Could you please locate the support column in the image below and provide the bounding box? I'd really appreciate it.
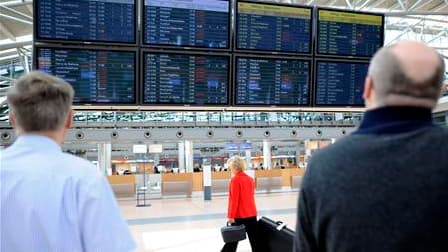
[304,140,312,170]
[178,141,185,171]
[98,142,111,176]
[263,140,271,170]
[296,143,305,169]
[185,140,194,173]
[245,150,252,169]
[203,163,212,200]
[154,153,160,166]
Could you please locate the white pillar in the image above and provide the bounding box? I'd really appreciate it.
[245,150,252,169]
[178,141,185,171]
[154,153,160,166]
[98,142,111,176]
[185,140,194,173]
[263,140,272,170]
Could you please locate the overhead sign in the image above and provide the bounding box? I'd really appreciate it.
[133,144,147,154]
[148,144,163,153]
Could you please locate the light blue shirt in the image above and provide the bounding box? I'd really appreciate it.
[0,135,136,252]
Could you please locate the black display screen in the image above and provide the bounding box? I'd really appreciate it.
[143,52,229,105]
[235,56,311,106]
[236,1,312,54]
[36,47,136,104]
[315,60,369,106]
[317,9,383,57]
[143,0,229,49]
[35,0,136,43]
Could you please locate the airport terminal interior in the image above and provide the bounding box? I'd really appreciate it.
[0,0,447,251]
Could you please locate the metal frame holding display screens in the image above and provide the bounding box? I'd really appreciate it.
[314,58,370,107]
[34,45,138,105]
[142,0,231,50]
[234,55,312,107]
[316,7,384,58]
[141,50,231,106]
[34,0,137,45]
[235,1,313,55]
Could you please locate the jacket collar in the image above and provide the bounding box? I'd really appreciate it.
[354,106,434,135]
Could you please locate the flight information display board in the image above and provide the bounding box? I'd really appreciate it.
[315,60,369,106]
[35,0,136,44]
[143,52,229,105]
[317,9,383,57]
[35,47,136,104]
[236,2,312,54]
[235,56,311,106]
[143,0,229,49]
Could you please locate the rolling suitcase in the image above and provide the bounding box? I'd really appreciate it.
[257,216,295,252]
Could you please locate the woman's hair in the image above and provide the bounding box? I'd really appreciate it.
[227,156,246,171]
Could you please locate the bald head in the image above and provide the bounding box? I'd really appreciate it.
[366,41,445,109]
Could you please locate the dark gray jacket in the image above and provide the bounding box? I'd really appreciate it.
[295,107,448,252]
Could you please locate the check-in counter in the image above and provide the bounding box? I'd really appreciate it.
[255,169,283,193]
[107,175,136,198]
[131,168,306,198]
[290,168,305,190]
[211,171,231,194]
[162,173,193,197]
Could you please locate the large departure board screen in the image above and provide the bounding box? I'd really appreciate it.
[235,56,311,106]
[317,8,383,57]
[315,59,369,106]
[35,0,136,44]
[143,0,230,49]
[35,47,136,104]
[236,1,312,54]
[143,52,229,105]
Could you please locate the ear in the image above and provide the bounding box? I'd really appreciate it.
[64,109,74,129]
[363,76,374,101]
[9,113,16,127]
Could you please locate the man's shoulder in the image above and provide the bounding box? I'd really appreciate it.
[59,153,100,177]
[311,135,361,162]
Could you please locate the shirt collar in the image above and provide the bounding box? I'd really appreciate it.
[12,134,62,152]
[354,106,434,135]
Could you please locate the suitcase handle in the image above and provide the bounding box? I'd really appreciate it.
[276,223,287,231]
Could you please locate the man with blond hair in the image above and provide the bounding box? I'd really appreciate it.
[295,41,447,252]
[0,71,135,251]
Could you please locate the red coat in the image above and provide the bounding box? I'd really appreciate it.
[227,171,257,219]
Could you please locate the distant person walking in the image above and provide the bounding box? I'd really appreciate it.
[222,156,258,252]
[294,41,448,252]
[0,71,135,251]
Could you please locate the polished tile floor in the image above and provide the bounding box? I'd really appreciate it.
[119,192,299,252]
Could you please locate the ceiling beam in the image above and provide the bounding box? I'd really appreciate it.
[0,1,32,8]
[0,13,32,25]
[357,0,374,10]
[385,11,448,16]
[345,0,353,9]
[0,5,33,20]
[371,0,389,9]
[0,22,15,41]
[306,0,315,5]
[26,4,33,14]
[426,30,447,44]
[0,40,32,51]
[397,0,406,10]
[429,1,448,11]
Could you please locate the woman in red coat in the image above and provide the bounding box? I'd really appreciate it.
[222,156,258,252]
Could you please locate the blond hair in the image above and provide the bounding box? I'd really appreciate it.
[227,156,246,171]
[7,71,74,132]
